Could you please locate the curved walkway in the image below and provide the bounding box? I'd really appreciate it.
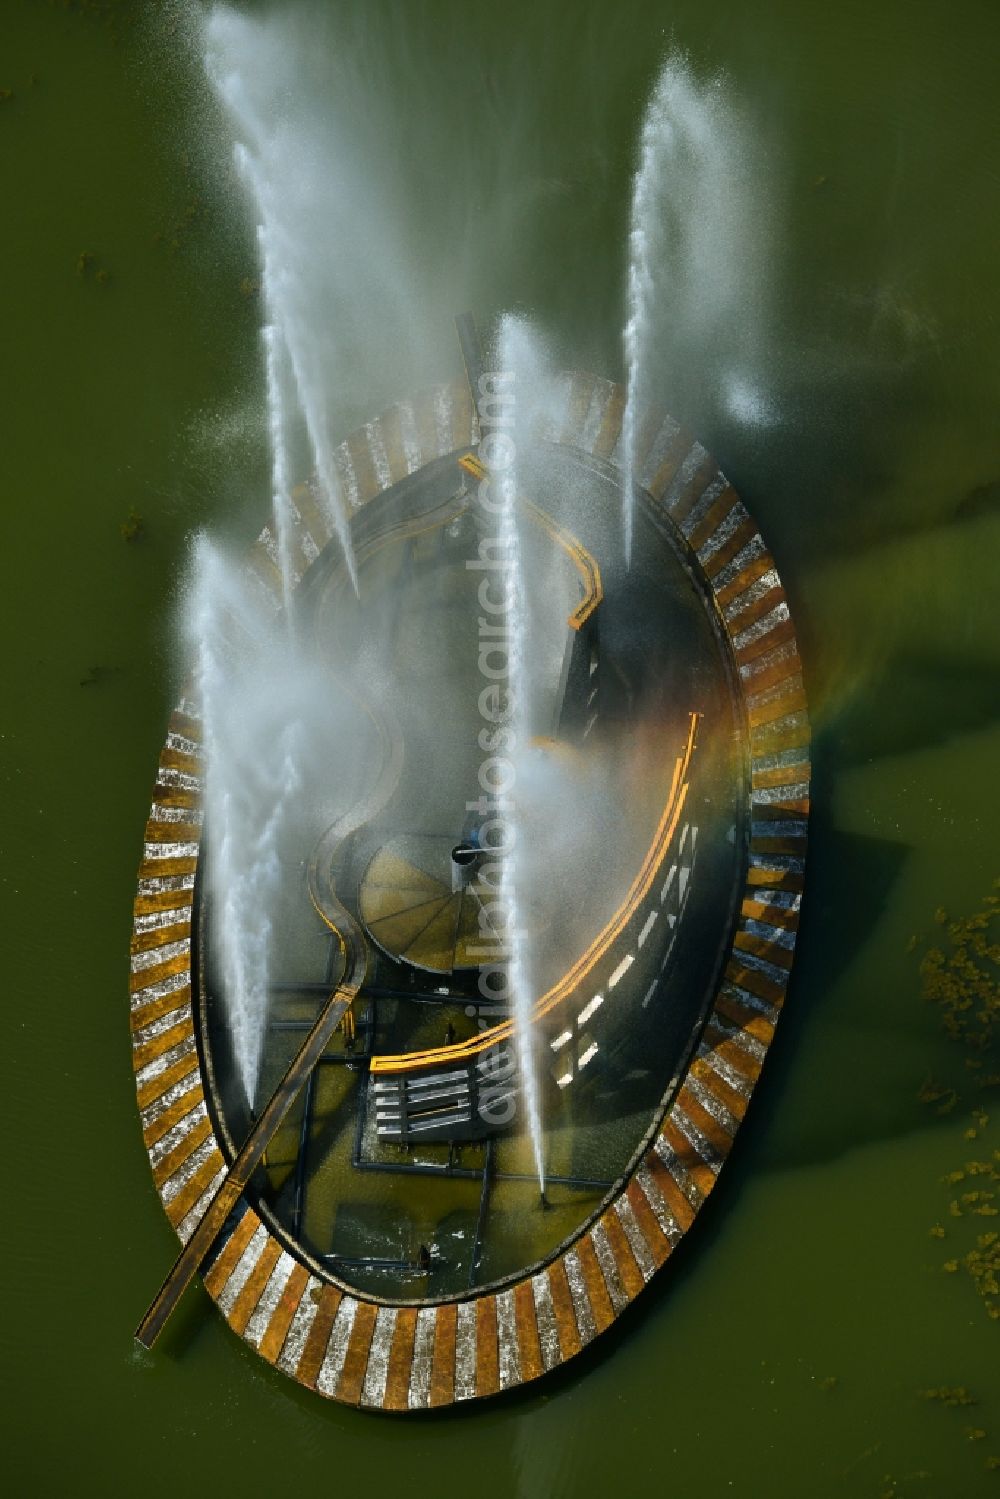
[130,371,809,1409]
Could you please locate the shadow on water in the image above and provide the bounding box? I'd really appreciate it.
[144,1268,225,1366]
[828,653,1000,769]
[792,471,1000,565]
[699,360,929,560]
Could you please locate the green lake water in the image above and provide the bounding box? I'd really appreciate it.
[2,1,998,1494]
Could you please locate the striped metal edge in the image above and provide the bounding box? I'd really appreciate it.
[131,371,808,1409]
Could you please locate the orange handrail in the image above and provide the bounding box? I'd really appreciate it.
[458,454,603,631]
[368,711,699,1076]
[520,497,603,631]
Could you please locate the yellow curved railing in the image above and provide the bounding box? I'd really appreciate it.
[458,453,603,631]
[520,497,603,631]
[368,711,699,1076]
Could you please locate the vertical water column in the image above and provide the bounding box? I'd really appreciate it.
[186,540,303,1109]
[621,64,674,570]
[496,313,546,1197]
[261,316,298,623]
[232,143,359,596]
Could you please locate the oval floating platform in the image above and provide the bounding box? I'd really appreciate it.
[131,368,809,1408]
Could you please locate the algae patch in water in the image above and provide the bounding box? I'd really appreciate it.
[916,881,999,1322]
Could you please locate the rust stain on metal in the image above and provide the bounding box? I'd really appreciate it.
[474,1297,499,1398]
[598,1207,644,1303]
[337,1301,379,1406]
[296,1285,344,1389]
[513,1281,542,1383]
[202,1208,259,1299]
[165,1150,226,1228]
[383,1307,419,1412]
[546,1261,581,1361]
[574,1234,616,1333]
[228,1238,283,1337]
[428,1302,457,1407]
[152,1115,214,1187]
[624,1180,671,1270]
[660,1118,717,1202]
[259,1262,310,1364]
[644,1148,696,1232]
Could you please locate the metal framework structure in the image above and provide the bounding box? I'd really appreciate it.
[129,356,810,1408]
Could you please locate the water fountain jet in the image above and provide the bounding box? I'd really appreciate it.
[622,61,681,570]
[622,57,774,559]
[206,22,359,594]
[495,311,548,1199]
[261,318,297,623]
[185,536,303,1109]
